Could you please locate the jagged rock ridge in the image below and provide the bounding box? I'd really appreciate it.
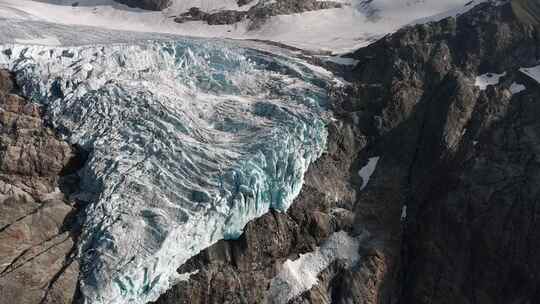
[174,0,342,29]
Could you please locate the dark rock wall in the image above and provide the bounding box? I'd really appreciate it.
[347,2,540,303]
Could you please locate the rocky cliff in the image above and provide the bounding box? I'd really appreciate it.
[0,70,83,304]
[173,0,342,29]
[113,0,171,11]
[348,1,540,302]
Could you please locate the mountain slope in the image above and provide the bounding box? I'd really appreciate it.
[349,1,540,303]
[151,1,540,303]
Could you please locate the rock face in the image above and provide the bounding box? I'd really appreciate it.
[114,0,171,11]
[0,70,83,304]
[347,1,540,303]
[156,1,540,304]
[174,0,342,29]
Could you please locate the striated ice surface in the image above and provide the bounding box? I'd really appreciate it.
[0,39,331,304]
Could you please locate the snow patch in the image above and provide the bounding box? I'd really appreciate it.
[173,270,199,283]
[268,231,361,303]
[520,65,540,84]
[358,156,380,190]
[167,0,257,13]
[410,0,490,25]
[298,61,335,78]
[401,205,407,221]
[475,72,506,90]
[510,82,526,94]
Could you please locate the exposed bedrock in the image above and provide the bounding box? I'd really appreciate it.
[0,70,85,304]
[512,0,540,26]
[114,0,171,11]
[174,0,342,29]
[347,1,540,303]
[156,1,540,304]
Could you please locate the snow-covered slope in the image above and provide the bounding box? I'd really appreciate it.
[0,0,489,52]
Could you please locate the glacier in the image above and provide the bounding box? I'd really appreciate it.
[0,37,333,304]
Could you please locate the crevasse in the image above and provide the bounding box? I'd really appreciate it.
[0,39,331,304]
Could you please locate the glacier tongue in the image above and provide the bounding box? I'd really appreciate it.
[0,39,330,304]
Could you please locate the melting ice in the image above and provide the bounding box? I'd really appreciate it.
[0,39,331,304]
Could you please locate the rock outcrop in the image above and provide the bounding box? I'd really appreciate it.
[346,1,540,303]
[114,0,171,11]
[174,0,342,29]
[0,70,83,304]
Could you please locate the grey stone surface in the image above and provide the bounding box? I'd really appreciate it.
[347,2,540,303]
[5,1,540,303]
[174,0,342,29]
